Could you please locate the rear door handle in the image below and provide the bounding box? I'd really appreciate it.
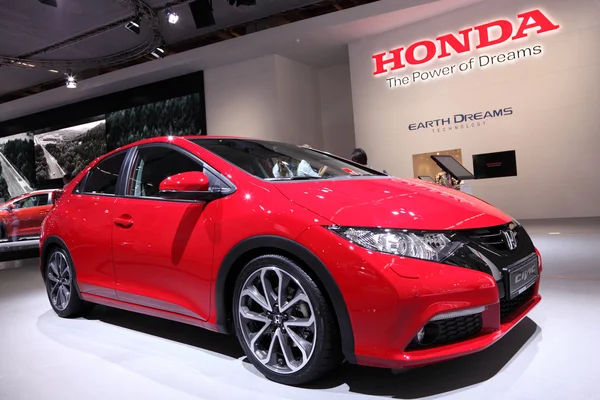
[114,217,134,229]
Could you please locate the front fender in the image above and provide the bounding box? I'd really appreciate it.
[214,234,356,364]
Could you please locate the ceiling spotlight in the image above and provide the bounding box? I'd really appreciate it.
[125,18,141,34]
[166,8,179,24]
[151,46,166,59]
[65,72,77,89]
[15,61,36,68]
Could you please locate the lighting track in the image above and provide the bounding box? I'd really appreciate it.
[0,0,378,103]
[0,0,164,71]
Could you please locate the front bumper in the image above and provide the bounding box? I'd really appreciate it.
[296,226,541,369]
[356,287,540,369]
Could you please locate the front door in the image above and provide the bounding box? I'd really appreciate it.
[26,192,52,236]
[12,193,50,237]
[67,151,127,299]
[112,144,219,321]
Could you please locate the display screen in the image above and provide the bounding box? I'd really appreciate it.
[473,150,517,179]
[418,175,435,182]
[430,155,474,180]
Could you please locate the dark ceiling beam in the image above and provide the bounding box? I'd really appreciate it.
[227,29,242,37]
[155,0,195,12]
[0,0,162,71]
[17,18,133,60]
[271,16,293,25]
[0,0,379,105]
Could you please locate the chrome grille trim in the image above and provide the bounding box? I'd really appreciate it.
[430,306,486,322]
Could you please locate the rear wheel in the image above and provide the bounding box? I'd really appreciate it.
[233,255,341,385]
[44,247,91,318]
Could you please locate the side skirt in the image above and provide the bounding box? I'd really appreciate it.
[81,293,220,333]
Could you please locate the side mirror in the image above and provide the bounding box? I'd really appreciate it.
[160,171,210,193]
[159,171,229,201]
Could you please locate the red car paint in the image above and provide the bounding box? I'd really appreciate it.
[0,190,56,240]
[40,136,540,369]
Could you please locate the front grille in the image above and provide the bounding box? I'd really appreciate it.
[507,252,538,272]
[436,314,483,344]
[469,224,514,252]
[500,286,534,319]
[406,313,482,351]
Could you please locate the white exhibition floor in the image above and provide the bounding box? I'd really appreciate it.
[1,218,599,400]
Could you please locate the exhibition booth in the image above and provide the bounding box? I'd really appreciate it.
[202,0,599,220]
[0,0,598,396]
[349,0,599,220]
[1,0,597,225]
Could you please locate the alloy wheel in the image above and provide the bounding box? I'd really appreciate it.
[238,266,317,374]
[46,251,72,311]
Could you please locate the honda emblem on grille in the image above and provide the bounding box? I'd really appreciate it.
[502,229,518,250]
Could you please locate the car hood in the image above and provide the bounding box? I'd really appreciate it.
[274,177,512,230]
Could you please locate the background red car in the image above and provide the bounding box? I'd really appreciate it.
[40,137,541,385]
[0,189,57,241]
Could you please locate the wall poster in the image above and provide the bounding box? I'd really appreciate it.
[106,93,203,151]
[33,118,107,185]
[0,133,35,202]
[0,91,205,202]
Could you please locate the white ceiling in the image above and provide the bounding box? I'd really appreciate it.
[0,0,484,123]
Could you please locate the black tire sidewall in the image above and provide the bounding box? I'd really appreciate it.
[44,246,88,318]
[233,254,338,385]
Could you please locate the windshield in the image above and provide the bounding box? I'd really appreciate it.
[0,195,22,207]
[190,139,383,180]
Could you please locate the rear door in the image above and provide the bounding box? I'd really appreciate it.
[112,144,226,320]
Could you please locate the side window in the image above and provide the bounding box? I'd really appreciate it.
[37,194,49,206]
[83,152,126,195]
[13,196,31,209]
[14,194,48,209]
[128,146,208,198]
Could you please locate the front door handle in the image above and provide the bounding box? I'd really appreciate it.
[114,217,134,229]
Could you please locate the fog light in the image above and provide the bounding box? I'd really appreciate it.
[416,323,440,345]
[417,328,425,343]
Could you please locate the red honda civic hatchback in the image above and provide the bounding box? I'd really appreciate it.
[40,136,541,385]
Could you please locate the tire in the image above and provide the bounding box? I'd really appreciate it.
[233,254,342,385]
[44,247,92,318]
[0,223,6,240]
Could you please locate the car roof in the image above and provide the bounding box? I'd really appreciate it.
[28,189,57,195]
[0,189,56,206]
[12,189,56,198]
[95,135,275,163]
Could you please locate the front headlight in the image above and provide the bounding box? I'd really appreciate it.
[328,226,464,262]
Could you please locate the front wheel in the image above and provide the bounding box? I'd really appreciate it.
[233,255,342,385]
[44,247,91,318]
